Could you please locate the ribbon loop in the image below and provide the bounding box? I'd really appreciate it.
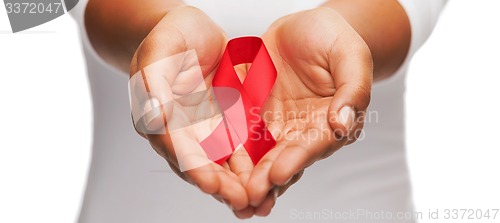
[201,37,277,165]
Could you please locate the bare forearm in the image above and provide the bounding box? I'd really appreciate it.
[322,0,411,80]
[85,0,183,71]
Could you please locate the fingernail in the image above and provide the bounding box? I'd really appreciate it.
[338,106,356,132]
[143,98,162,131]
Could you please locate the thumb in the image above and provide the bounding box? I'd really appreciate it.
[129,41,194,134]
[327,41,373,139]
[130,49,210,134]
[129,62,175,135]
[129,9,226,134]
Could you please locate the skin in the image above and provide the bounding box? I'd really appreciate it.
[85,0,410,219]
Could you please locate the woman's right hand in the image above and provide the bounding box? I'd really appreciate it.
[128,6,254,217]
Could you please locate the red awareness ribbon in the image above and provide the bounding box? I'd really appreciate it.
[200,37,277,165]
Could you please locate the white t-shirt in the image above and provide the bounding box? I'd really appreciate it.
[71,0,446,222]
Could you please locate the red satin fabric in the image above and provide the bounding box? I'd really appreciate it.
[200,37,277,165]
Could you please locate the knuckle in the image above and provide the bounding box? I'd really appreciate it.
[255,157,274,171]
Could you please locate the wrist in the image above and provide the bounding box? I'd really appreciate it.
[85,0,184,71]
[321,0,411,80]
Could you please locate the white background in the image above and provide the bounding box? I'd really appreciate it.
[0,1,499,222]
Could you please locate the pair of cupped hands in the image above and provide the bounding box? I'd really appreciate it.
[129,5,372,219]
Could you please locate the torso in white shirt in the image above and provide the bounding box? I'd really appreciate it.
[70,0,445,222]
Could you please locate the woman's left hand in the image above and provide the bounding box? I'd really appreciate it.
[244,7,373,216]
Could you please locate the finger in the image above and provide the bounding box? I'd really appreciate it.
[216,167,249,211]
[183,162,220,194]
[147,124,249,210]
[276,170,304,197]
[327,36,372,138]
[233,206,255,219]
[185,163,249,211]
[254,188,278,217]
[227,145,254,186]
[246,143,286,207]
[221,161,242,182]
[269,126,343,186]
[167,149,248,212]
[345,121,365,146]
[146,129,214,180]
[146,119,251,212]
